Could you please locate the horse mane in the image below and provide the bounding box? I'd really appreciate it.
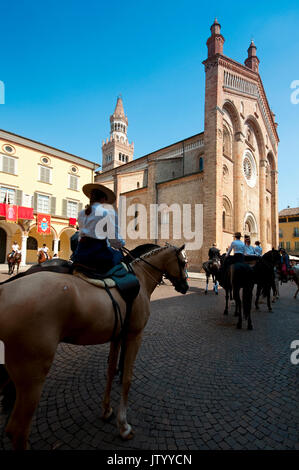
[131,245,172,265]
[123,244,160,263]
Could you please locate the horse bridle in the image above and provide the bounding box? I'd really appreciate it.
[121,246,187,288]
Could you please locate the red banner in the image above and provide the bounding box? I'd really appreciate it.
[0,204,34,220]
[18,206,34,220]
[37,213,51,234]
[5,205,18,223]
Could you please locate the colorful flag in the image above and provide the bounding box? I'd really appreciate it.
[69,217,77,226]
[5,204,18,223]
[37,214,51,234]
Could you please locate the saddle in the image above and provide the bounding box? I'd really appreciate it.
[73,262,140,304]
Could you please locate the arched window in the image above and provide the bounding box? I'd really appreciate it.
[223,196,233,232]
[199,157,204,172]
[27,236,38,250]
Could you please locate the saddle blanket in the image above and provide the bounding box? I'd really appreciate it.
[73,262,140,304]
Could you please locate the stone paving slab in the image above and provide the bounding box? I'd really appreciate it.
[0,276,298,450]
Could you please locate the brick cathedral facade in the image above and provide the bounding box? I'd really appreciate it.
[95,20,279,270]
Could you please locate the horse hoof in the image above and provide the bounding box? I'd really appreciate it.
[205,291,207,295]
[102,407,114,421]
[223,311,228,316]
[248,324,253,330]
[268,309,272,313]
[120,424,134,440]
[236,324,242,329]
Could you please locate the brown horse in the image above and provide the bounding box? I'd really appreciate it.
[37,250,52,264]
[7,253,22,276]
[0,243,188,450]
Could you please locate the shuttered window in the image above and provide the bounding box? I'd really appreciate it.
[67,200,78,218]
[0,187,16,204]
[68,174,79,191]
[39,165,52,184]
[37,194,50,213]
[1,155,16,174]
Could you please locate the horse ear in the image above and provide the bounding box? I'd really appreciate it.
[178,244,185,252]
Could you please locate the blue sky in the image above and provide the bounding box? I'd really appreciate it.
[0,0,298,210]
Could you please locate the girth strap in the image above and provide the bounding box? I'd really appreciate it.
[104,284,123,343]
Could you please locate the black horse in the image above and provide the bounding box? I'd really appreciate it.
[218,255,255,330]
[202,258,221,295]
[253,249,281,312]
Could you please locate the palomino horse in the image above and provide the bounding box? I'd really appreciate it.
[202,258,220,295]
[0,243,188,450]
[7,253,22,276]
[37,250,52,264]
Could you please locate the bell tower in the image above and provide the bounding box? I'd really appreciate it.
[101,96,134,171]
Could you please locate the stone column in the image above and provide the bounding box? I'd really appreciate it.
[147,159,157,244]
[6,234,12,262]
[20,233,28,266]
[234,132,245,234]
[259,159,267,250]
[271,169,279,248]
[53,238,60,256]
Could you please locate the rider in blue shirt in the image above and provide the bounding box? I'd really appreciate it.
[72,183,125,272]
[225,232,245,262]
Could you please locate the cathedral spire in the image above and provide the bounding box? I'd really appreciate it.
[101,96,134,171]
[244,40,260,73]
[206,18,225,58]
[112,95,126,120]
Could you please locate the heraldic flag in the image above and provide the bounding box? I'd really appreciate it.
[5,205,18,223]
[37,214,51,234]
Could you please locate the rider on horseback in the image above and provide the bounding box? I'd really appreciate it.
[72,183,125,273]
[225,232,245,263]
[254,240,263,256]
[279,248,291,282]
[208,243,220,261]
[9,241,20,258]
[38,243,49,260]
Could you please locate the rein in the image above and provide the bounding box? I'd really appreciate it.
[121,246,164,286]
[121,245,185,288]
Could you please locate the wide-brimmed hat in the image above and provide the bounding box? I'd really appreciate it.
[234,232,242,238]
[82,183,116,204]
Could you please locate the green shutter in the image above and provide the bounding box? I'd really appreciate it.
[51,196,56,215]
[33,192,38,211]
[62,199,68,218]
[16,190,22,206]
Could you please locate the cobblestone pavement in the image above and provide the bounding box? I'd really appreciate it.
[0,269,298,450]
